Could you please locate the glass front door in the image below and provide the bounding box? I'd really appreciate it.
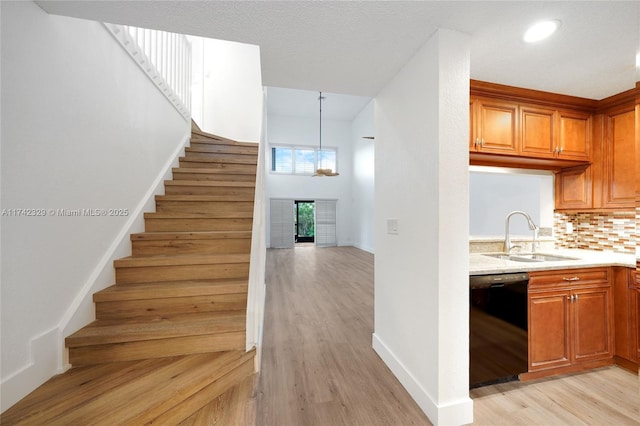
[294,201,315,243]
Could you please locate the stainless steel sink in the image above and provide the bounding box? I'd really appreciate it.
[482,253,542,262]
[514,253,579,262]
[482,253,578,263]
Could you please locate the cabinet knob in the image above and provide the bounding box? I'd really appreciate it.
[480,138,485,147]
[562,276,580,281]
[559,147,564,154]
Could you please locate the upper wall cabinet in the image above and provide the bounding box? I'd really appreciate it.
[470,98,518,154]
[555,87,637,212]
[601,106,635,209]
[519,106,591,161]
[520,105,556,158]
[558,110,591,161]
[469,81,594,168]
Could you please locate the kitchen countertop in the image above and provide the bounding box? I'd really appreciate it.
[470,248,636,276]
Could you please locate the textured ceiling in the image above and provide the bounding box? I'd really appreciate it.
[37,1,639,100]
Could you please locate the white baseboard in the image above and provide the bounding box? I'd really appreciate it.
[1,329,59,412]
[351,242,375,254]
[372,333,473,426]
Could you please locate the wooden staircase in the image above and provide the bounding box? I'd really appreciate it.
[1,128,259,425]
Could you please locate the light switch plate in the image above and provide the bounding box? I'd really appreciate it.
[387,218,399,235]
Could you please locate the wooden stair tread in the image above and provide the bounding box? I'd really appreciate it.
[184,152,258,164]
[157,194,255,201]
[173,167,256,175]
[166,180,255,188]
[179,155,257,165]
[187,144,258,155]
[156,195,255,202]
[145,212,254,220]
[65,311,246,346]
[131,231,252,241]
[114,253,249,268]
[94,279,249,302]
[190,129,257,147]
[2,351,254,425]
[154,207,253,219]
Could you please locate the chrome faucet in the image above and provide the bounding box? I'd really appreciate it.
[504,211,539,253]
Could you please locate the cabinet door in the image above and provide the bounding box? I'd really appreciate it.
[476,98,518,154]
[469,101,477,150]
[520,105,556,158]
[572,287,613,362]
[529,290,571,371]
[632,287,639,362]
[601,108,635,209]
[555,165,592,210]
[558,110,591,161]
[613,268,633,361]
[632,278,639,362]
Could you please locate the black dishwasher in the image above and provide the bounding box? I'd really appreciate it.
[469,272,528,388]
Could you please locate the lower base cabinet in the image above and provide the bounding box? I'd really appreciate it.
[635,272,640,362]
[613,268,638,370]
[527,268,613,377]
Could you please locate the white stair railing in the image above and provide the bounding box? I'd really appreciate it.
[104,23,191,120]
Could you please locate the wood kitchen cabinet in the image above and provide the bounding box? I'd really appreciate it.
[634,272,640,363]
[554,165,592,210]
[613,268,639,370]
[601,106,635,209]
[520,105,556,158]
[520,106,591,161]
[526,268,613,378]
[470,97,518,154]
[556,89,637,212]
[469,80,594,167]
[558,110,591,161]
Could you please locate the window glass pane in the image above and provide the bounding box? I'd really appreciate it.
[272,147,293,173]
[318,149,337,172]
[294,149,315,174]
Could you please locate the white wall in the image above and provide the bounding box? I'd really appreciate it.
[1,1,188,411]
[469,169,555,235]
[265,113,354,247]
[199,38,263,143]
[373,29,473,425]
[350,100,375,253]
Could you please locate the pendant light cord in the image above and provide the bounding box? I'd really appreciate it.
[319,91,323,169]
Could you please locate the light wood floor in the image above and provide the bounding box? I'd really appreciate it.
[256,246,432,425]
[235,246,638,425]
[471,366,639,425]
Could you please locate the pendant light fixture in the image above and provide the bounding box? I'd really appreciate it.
[314,91,339,176]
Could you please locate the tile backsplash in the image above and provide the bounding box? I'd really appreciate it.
[554,211,636,254]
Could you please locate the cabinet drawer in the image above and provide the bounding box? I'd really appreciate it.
[529,268,609,290]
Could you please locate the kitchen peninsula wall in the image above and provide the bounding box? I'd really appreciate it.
[554,211,636,254]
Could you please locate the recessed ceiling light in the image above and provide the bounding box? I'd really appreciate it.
[524,20,561,43]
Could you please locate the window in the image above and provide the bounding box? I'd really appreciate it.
[271,145,337,175]
[294,149,315,174]
[317,149,336,172]
[272,147,293,173]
